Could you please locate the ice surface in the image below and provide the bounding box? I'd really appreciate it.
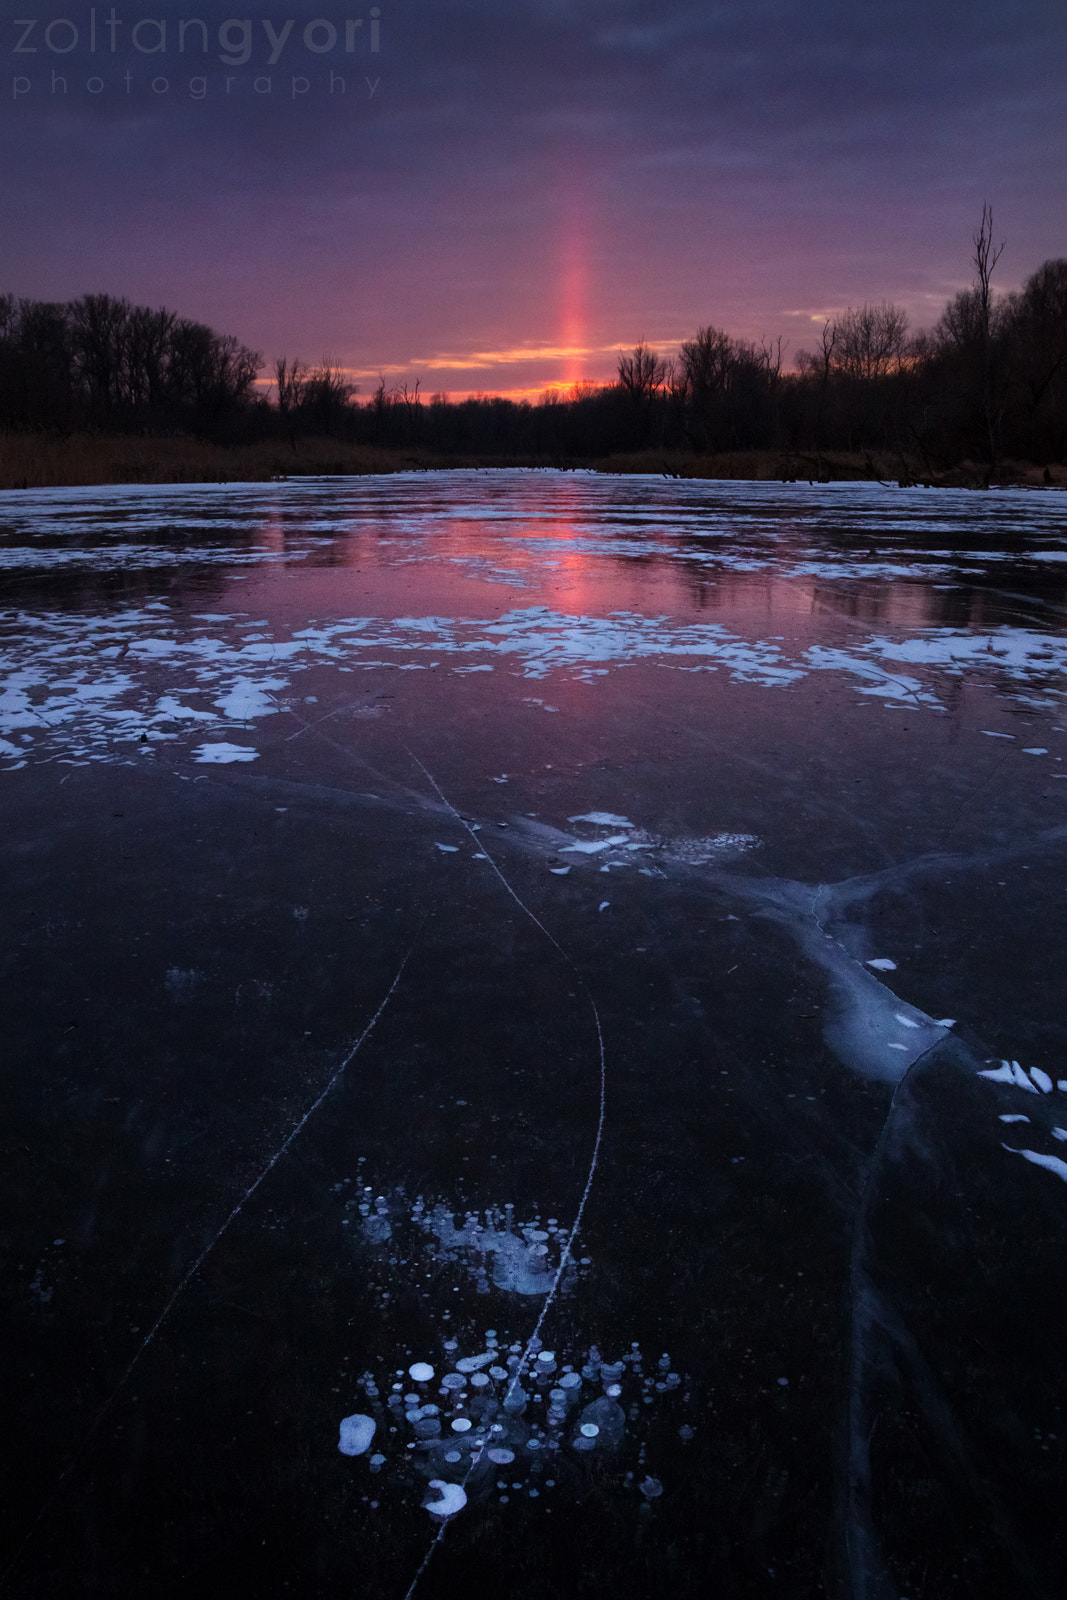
[7,491,1066,771]
[8,474,1067,1595]
[10,580,1067,769]
[782,914,945,1083]
[1010,1148,1067,1183]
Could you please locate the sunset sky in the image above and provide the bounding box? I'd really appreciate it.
[2,1,1066,398]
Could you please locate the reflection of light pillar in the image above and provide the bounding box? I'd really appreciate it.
[559,180,587,390]
[258,506,285,554]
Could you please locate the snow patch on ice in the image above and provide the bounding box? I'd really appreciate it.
[191,742,258,764]
[568,812,634,827]
[561,834,631,854]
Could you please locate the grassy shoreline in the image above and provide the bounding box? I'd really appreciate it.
[0,431,1062,491]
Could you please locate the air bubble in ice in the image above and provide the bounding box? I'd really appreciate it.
[579,1395,625,1447]
[338,1414,376,1456]
[409,1361,435,1382]
[424,1480,467,1518]
[456,1352,494,1372]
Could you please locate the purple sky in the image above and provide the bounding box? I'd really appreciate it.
[3,1,1066,397]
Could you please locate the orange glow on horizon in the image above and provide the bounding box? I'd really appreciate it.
[253,376,616,406]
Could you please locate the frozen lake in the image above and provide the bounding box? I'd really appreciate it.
[3,469,1067,1597]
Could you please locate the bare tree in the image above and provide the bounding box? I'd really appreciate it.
[123,305,176,414]
[795,305,908,452]
[617,341,666,404]
[168,320,262,431]
[397,377,422,435]
[677,326,733,450]
[69,293,131,418]
[274,356,309,416]
[296,358,357,437]
[616,342,666,446]
[679,325,733,396]
[1003,257,1067,459]
[830,302,909,381]
[972,202,1006,467]
[804,320,837,450]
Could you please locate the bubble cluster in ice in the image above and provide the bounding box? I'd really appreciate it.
[343,1332,691,1512]
[544,813,761,874]
[352,1188,587,1299]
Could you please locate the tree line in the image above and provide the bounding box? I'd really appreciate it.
[0,291,262,437]
[2,211,1064,469]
